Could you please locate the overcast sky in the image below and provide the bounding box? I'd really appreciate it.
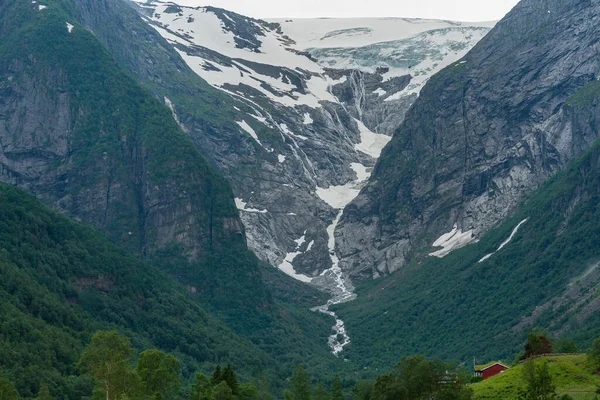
[199,0,521,21]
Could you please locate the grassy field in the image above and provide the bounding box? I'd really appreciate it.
[472,355,600,399]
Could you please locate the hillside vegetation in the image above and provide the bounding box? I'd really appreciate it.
[472,355,600,400]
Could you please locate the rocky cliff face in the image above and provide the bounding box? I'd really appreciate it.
[337,0,600,278]
[0,0,266,311]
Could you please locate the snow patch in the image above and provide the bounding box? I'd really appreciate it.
[430,224,476,258]
[278,154,286,163]
[235,198,267,214]
[278,231,314,283]
[373,88,387,97]
[350,162,370,182]
[303,113,314,125]
[294,231,307,248]
[353,119,391,158]
[38,4,46,10]
[236,120,263,147]
[279,255,313,283]
[479,219,528,263]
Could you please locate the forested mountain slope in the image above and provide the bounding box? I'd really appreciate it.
[0,183,276,398]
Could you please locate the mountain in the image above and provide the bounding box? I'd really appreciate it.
[335,137,600,370]
[0,0,343,384]
[336,0,600,278]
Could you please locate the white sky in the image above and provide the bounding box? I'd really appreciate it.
[195,0,521,21]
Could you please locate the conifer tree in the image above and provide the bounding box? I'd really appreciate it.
[221,364,239,395]
[313,384,330,400]
[331,376,343,400]
[290,365,311,400]
[211,366,223,386]
[190,373,212,400]
[37,382,53,400]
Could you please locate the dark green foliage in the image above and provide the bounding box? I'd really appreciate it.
[37,383,54,400]
[554,339,578,354]
[213,382,234,400]
[351,381,373,400]
[0,183,278,397]
[524,332,554,359]
[337,142,600,370]
[587,338,600,373]
[221,365,239,396]
[370,356,472,400]
[0,377,20,400]
[290,366,312,400]
[136,349,181,400]
[211,367,223,387]
[190,374,212,400]
[331,376,343,400]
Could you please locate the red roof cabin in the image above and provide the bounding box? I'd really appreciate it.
[474,362,510,380]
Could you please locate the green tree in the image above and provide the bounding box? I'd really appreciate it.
[524,332,553,359]
[190,373,212,400]
[212,382,234,400]
[588,338,600,373]
[0,377,20,400]
[290,365,311,400]
[331,376,343,400]
[221,365,239,395]
[211,366,223,387]
[519,359,557,400]
[36,383,53,400]
[136,349,181,400]
[77,331,135,400]
[284,390,293,400]
[252,374,272,400]
[554,339,577,354]
[371,373,402,400]
[371,356,472,400]
[238,383,258,400]
[351,381,372,400]
[313,384,330,400]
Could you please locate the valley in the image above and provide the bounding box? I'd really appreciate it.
[129,0,493,353]
[2,0,600,398]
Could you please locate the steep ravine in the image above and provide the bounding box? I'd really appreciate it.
[124,2,492,354]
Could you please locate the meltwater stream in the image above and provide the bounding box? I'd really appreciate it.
[311,211,357,356]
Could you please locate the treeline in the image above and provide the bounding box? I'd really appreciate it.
[0,331,270,400]
[3,330,600,399]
